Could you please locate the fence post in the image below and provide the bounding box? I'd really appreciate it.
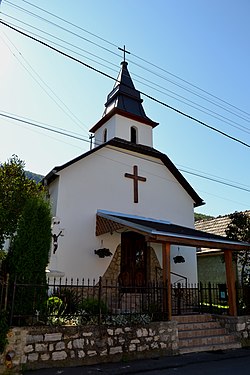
[98,277,102,325]
[177,282,181,315]
[10,275,17,326]
[208,282,213,313]
[199,282,203,313]
[4,273,9,311]
[235,282,239,315]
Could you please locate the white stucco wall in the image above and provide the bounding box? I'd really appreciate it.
[47,178,59,217]
[47,145,198,284]
[94,114,153,147]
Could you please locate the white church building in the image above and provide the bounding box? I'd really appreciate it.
[44,60,240,290]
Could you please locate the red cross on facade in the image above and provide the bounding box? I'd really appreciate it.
[124,165,147,203]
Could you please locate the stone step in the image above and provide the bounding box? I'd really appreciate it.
[175,314,241,355]
[179,341,241,355]
[179,333,238,349]
[177,321,221,331]
[178,327,226,339]
[174,314,213,323]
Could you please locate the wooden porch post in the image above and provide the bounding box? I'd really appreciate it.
[162,242,172,320]
[224,250,237,316]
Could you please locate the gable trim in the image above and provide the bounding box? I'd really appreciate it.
[43,137,204,207]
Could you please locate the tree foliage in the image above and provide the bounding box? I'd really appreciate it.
[6,195,52,321]
[0,155,42,249]
[194,213,214,221]
[7,195,52,283]
[0,155,52,322]
[226,212,250,285]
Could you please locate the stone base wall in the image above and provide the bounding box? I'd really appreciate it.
[213,315,250,346]
[0,321,178,374]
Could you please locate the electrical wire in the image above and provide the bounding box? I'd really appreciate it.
[6,0,250,123]
[0,112,90,143]
[0,31,90,134]
[1,20,249,150]
[2,5,250,136]
[1,110,250,195]
[3,0,250,130]
[3,1,120,58]
[3,13,250,137]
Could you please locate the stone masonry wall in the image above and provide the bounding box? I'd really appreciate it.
[0,321,178,374]
[214,315,250,346]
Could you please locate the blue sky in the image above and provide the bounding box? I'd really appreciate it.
[0,0,249,217]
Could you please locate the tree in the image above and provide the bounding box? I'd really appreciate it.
[0,155,52,322]
[8,195,51,283]
[225,211,250,285]
[6,195,52,321]
[194,213,214,221]
[0,155,42,250]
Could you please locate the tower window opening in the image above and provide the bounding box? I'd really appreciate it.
[103,128,108,143]
[131,126,137,144]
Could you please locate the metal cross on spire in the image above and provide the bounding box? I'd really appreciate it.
[118,45,130,62]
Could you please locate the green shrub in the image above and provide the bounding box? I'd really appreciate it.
[78,298,108,323]
[79,298,108,315]
[46,296,66,325]
[53,288,81,315]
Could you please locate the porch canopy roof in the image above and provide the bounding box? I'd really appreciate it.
[96,210,250,251]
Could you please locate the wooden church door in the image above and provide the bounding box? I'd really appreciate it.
[119,232,148,289]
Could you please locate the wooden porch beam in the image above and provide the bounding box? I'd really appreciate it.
[224,250,237,316]
[162,242,171,321]
[152,235,249,251]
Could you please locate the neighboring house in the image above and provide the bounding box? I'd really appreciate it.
[195,210,250,285]
[43,60,248,292]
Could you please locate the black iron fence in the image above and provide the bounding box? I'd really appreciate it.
[0,276,249,326]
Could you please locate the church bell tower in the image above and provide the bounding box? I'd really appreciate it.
[89,59,158,147]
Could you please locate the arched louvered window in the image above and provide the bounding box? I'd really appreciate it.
[130,126,137,144]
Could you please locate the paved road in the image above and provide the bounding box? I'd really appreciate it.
[26,348,250,375]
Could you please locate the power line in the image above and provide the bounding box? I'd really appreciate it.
[177,164,250,190]
[130,54,250,122]
[3,12,250,136]
[5,12,250,136]
[0,112,90,143]
[3,13,250,137]
[179,168,250,193]
[0,31,89,134]
[1,110,250,195]
[130,73,250,136]
[7,0,250,123]
[4,1,120,58]
[4,0,250,124]
[1,20,249,150]
[143,90,250,148]
[20,0,117,49]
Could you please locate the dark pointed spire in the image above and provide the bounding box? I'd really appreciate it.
[102,61,157,126]
[89,61,158,133]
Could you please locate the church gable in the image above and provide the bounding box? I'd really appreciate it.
[44,137,204,209]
